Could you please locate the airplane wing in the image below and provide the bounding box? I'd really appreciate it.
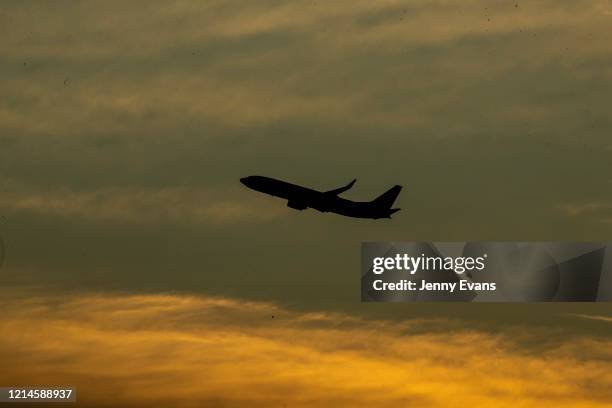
[324,179,356,196]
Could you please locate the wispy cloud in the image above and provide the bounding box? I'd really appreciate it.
[557,202,612,222]
[0,290,610,407]
[2,0,611,136]
[0,186,286,225]
[570,313,612,323]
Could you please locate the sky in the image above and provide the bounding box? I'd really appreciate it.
[0,0,611,406]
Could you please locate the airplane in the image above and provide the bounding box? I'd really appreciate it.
[240,175,402,219]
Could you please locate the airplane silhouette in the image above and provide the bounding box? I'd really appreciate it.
[240,176,402,219]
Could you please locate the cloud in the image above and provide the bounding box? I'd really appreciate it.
[557,202,612,222]
[570,314,612,323]
[0,290,610,407]
[1,0,611,137]
[0,186,286,225]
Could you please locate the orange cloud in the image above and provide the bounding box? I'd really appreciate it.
[0,290,610,407]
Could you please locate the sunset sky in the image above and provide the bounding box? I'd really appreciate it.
[0,1,611,406]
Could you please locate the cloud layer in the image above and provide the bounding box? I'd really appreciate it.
[2,0,611,136]
[0,185,285,225]
[0,290,610,407]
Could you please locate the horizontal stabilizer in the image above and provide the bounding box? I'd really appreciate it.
[389,208,401,215]
[324,179,356,196]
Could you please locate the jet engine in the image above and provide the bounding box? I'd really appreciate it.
[287,200,307,210]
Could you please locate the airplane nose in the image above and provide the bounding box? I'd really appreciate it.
[240,177,251,186]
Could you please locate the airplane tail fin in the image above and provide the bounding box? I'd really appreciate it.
[372,185,402,209]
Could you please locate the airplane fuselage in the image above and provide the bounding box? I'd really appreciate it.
[240,176,400,219]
